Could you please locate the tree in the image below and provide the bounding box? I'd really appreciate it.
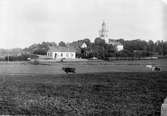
[163,42,167,55]
[24,42,57,55]
[155,40,164,55]
[147,40,155,52]
[105,44,116,57]
[58,41,66,47]
[94,37,105,46]
[124,39,148,52]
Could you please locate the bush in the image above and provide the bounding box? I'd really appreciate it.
[4,54,38,61]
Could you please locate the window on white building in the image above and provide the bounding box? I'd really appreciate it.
[61,53,63,57]
[54,53,57,58]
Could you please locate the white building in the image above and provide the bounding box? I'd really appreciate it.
[98,21,124,52]
[116,45,124,51]
[81,42,87,48]
[47,46,76,59]
[108,39,124,51]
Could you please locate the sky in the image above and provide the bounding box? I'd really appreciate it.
[0,0,166,49]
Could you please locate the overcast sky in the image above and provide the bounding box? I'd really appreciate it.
[0,0,166,48]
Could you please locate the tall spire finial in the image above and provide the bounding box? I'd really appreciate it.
[102,21,106,27]
[99,21,108,40]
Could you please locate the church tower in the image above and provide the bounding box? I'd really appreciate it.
[99,21,108,42]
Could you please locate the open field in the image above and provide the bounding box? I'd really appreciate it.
[0,72,167,115]
[0,59,167,115]
[0,59,167,75]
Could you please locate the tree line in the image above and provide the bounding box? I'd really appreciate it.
[24,38,167,60]
[1,38,167,61]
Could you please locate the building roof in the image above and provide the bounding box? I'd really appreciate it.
[108,39,122,46]
[48,46,76,52]
[81,42,87,48]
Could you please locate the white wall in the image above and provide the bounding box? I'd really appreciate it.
[116,45,124,51]
[48,52,76,59]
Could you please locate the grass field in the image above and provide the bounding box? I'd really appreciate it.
[0,72,167,115]
[0,59,167,115]
[0,59,167,75]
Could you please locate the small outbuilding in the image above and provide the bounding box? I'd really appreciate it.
[47,46,76,59]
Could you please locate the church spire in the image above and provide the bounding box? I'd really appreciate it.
[99,21,108,40]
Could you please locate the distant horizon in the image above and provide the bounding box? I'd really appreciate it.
[0,38,166,50]
[0,0,166,49]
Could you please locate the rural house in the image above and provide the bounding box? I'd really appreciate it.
[81,42,87,48]
[108,39,124,51]
[47,46,76,59]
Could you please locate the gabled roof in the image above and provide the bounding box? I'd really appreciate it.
[81,42,87,48]
[108,39,122,46]
[48,46,76,52]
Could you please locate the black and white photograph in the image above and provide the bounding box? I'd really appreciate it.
[0,0,167,115]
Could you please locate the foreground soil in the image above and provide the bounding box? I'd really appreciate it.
[0,72,167,116]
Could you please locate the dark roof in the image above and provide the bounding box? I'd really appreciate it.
[108,39,122,46]
[48,46,76,52]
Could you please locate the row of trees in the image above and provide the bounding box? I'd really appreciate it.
[22,38,167,60]
[69,38,167,59]
[23,41,67,55]
[4,54,38,61]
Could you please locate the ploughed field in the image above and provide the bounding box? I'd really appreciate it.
[0,72,167,115]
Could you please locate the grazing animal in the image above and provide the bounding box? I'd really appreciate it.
[146,65,153,69]
[62,67,76,74]
[146,65,160,71]
[154,66,160,72]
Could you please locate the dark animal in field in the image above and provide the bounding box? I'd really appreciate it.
[146,65,160,72]
[154,66,160,71]
[62,67,76,74]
